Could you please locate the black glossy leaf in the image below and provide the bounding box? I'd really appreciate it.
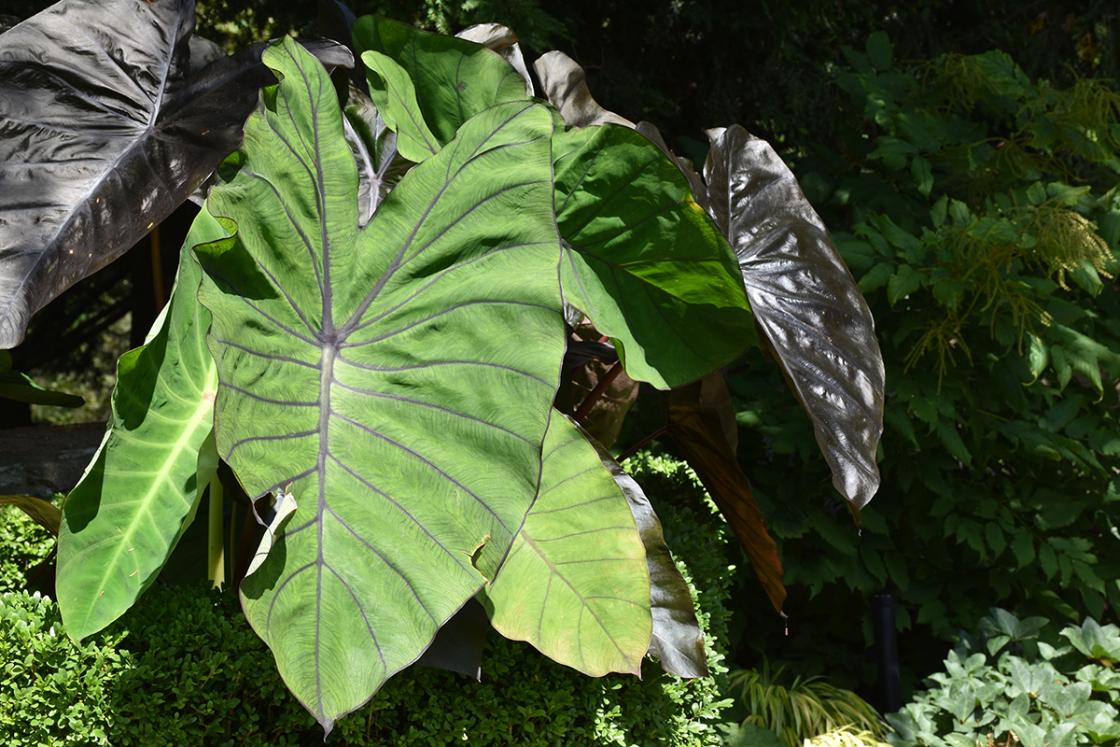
[0,0,352,348]
[704,126,885,508]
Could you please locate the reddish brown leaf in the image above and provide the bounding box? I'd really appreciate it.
[668,372,786,612]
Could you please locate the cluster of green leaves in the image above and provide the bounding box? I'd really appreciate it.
[0,456,736,746]
[720,663,886,747]
[888,609,1120,746]
[0,507,53,594]
[729,33,1120,678]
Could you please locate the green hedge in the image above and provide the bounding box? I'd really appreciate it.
[0,454,735,746]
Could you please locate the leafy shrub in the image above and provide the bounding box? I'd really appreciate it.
[887,609,1120,747]
[0,506,53,592]
[720,663,886,747]
[0,454,736,746]
[727,33,1120,685]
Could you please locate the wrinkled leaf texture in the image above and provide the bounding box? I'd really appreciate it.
[705,126,885,508]
[0,0,351,348]
[195,38,565,732]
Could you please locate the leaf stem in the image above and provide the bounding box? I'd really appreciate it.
[573,361,623,423]
[616,424,670,463]
[207,475,225,590]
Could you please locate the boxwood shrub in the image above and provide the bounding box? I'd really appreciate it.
[0,454,736,746]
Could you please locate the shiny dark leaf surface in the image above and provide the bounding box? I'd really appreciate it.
[0,0,351,348]
[704,126,885,508]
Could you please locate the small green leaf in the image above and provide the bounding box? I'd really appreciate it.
[1011,532,1035,568]
[936,422,972,465]
[1027,333,1048,381]
[354,16,528,147]
[859,263,893,293]
[0,354,84,407]
[361,50,440,163]
[984,522,1006,557]
[930,195,948,227]
[1040,542,1059,579]
[866,32,893,71]
[911,155,933,196]
[887,265,922,305]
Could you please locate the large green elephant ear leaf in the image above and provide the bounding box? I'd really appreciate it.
[353,15,528,161]
[704,126,885,508]
[194,38,564,732]
[56,210,223,641]
[482,413,651,676]
[553,124,754,389]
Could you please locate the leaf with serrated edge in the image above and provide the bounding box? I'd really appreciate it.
[194,38,564,732]
[553,124,753,389]
[704,126,885,508]
[483,413,651,677]
[56,212,222,640]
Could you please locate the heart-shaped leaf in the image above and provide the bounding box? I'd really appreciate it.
[483,413,651,676]
[704,126,885,508]
[56,211,223,640]
[553,124,754,388]
[354,16,528,161]
[194,39,565,731]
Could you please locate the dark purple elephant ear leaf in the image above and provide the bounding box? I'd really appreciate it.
[0,0,352,349]
[704,126,885,508]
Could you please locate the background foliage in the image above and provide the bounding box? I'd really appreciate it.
[726,32,1120,695]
